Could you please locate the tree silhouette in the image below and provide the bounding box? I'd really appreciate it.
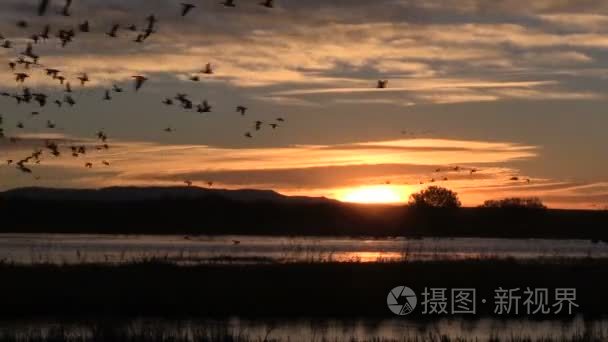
[409,186,461,208]
[481,197,547,210]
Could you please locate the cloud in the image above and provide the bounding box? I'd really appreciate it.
[0,0,607,209]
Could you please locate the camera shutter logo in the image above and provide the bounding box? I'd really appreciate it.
[387,286,417,315]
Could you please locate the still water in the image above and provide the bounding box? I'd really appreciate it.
[0,234,607,264]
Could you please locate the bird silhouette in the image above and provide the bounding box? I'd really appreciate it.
[77,73,90,86]
[244,132,252,138]
[40,25,51,39]
[221,0,236,7]
[146,15,158,28]
[64,95,76,106]
[45,68,60,77]
[106,24,120,38]
[38,0,50,16]
[260,0,274,8]
[236,106,247,115]
[377,80,388,88]
[132,76,148,91]
[254,121,263,131]
[61,0,73,16]
[184,180,193,187]
[79,21,90,33]
[113,84,123,93]
[181,3,196,16]
[15,73,29,83]
[202,63,214,74]
[85,162,93,169]
[197,100,212,113]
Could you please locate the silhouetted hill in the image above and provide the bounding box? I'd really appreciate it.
[0,186,332,204]
[1,186,607,240]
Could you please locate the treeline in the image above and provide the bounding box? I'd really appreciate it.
[1,195,607,241]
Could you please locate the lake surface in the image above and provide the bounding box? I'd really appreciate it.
[0,234,607,264]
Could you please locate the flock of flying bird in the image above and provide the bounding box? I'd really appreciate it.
[1,0,286,184]
[1,0,533,190]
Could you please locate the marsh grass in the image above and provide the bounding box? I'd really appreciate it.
[0,323,607,342]
[0,258,607,319]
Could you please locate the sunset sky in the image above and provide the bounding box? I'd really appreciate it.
[1,0,608,208]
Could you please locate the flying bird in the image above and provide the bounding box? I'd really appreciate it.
[260,0,274,8]
[79,21,90,33]
[221,0,236,7]
[254,121,263,131]
[197,100,212,113]
[61,0,73,16]
[106,24,120,38]
[132,76,148,91]
[77,73,90,86]
[15,73,29,83]
[202,63,213,74]
[181,3,196,16]
[377,80,388,89]
[38,0,50,16]
[236,106,248,115]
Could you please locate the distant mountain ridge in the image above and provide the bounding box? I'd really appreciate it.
[0,186,333,204]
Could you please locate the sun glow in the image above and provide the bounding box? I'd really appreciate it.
[338,186,408,204]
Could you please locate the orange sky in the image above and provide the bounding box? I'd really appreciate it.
[1,0,608,209]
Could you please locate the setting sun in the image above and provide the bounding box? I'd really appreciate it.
[338,186,408,204]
